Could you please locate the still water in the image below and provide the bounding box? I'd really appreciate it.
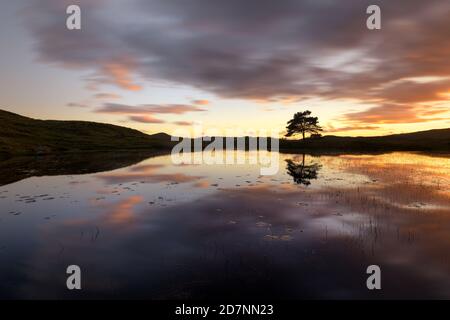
[0,152,449,299]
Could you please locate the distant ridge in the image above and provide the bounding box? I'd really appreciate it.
[280,128,450,152]
[0,109,449,158]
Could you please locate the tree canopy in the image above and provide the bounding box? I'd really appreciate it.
[285,110,323,140]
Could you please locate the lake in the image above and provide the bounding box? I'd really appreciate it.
[0,151,449,299]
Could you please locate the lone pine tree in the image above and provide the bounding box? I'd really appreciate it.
[285,110,323,140]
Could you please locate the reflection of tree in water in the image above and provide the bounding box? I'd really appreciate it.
[285,154,321,186]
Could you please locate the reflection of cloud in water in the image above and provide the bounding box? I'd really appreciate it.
[1,152,450,299]
[96,171,204,184]
[105,195,143,225]
[128,164,166,172]
[193,180,211,189]
[19,179,450,298]
[97,165,202,184]
[65,195,144,228]
[95,160,204,184]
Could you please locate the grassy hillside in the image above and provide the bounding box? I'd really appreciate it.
[0,109,173,157]
[280,129,450,151]
[1,109,449,158]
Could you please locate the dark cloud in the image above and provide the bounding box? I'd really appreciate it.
[96,103,206,114]
[191,99,210,106]
[95,102,205,124]
[173,121,193,126]
[341,104,449,125]
[93,92,121,100]
[325,125,380,133]
[66,102,88,108]
[373,79,450,104]
[128,115,165,124]
[23,0,450,111]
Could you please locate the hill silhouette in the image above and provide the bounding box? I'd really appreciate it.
[280,129,450,152]
[1,109,449,158]
[0,109,173,157]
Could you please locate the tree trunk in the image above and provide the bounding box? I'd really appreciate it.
[302,131,305,140]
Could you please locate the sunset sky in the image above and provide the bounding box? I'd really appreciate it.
[1,0,449,137]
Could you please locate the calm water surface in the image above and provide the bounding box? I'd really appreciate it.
[0,152,449,299]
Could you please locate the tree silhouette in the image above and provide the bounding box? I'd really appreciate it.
[285,154,321,186]
[285,110,323,140]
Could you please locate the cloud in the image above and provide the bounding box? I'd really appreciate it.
[23,0,450,115]
[129,115,165,124]
[96,103,206,114]
[325,125,380,133]
[66,102,89,108]
[173,121,193,126]
[341,104,449,125]
[373,79,450,104]
[101,61,142,91]
[93,92,122,100]
[95,102,205,124]
[191,99,210,106]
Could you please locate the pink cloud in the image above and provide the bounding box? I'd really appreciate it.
[129,115,165,124]
[96,103,206,115]
[191,99,210,106]
[101,61,142,91]
[173,121,193,126]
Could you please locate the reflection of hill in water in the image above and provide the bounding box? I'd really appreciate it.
[285,154,321,186]
[0,151,166,186]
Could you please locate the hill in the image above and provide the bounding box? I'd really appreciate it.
[1,109,449,158]
[0,109,173,158]
[280,129,450,152]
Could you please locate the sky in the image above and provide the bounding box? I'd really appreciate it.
[0,0,449,137]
